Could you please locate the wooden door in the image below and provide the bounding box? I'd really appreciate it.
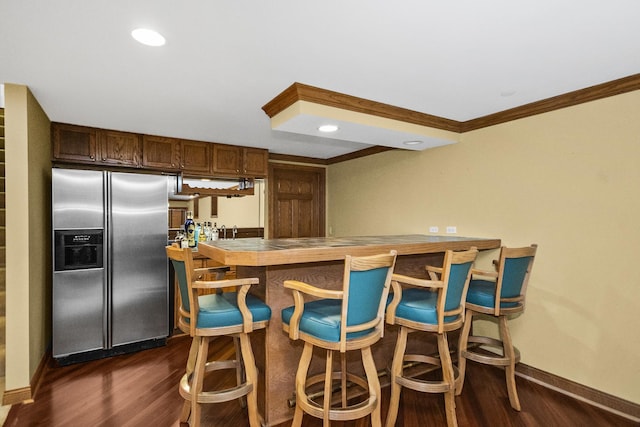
[269,163,325,238]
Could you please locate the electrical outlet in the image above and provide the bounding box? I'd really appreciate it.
[446,226,457,234]
[429,226,439,233]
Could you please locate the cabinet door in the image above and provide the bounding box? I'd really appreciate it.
[169,208,187,229]
[243,148,268,177]
[142,135,180,170]
[212,144,242,175]
[99,129,141,167]
[181,140,211,175]
[52,123,98,163]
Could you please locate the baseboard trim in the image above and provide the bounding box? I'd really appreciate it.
[29,347,52,401]
[2,346,51,406]
[516,364,640,423]
[2,386,32,406]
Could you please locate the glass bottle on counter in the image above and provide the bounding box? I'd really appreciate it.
[211,222,219,241]
[198,223,206,242]
[185,211,196,248]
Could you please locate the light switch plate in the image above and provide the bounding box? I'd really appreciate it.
[446,226,457,233]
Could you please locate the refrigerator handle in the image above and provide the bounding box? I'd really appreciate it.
[103,171,112,350]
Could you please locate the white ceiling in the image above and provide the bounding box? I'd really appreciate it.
[1,1,639,159]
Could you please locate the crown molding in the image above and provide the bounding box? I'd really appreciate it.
[265,74,640,165]
[262,82,460,133]
[461,73,640,132]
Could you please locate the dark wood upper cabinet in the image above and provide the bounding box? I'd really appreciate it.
[142,135,180,170]
[99,129,141,166]
[53,124,141,167]
[52,123,98,163]
[53,122,268,178]
[212,144,242,175]
[181,140,211,175]
[243,148,269,177]
[212,144,268,177]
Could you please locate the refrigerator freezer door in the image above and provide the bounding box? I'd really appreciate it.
[53,269,105,357]
[109,172,168,347]
[52,169,104,230]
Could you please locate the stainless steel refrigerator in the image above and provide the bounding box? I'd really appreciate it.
[52,168,169,363]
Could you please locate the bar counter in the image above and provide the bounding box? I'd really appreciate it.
[197,234,500,426]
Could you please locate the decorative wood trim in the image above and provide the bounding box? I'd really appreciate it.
[268,152,329,165]
[210,196,218,216]
[327,146,395,164]
[180,182,254,198]
[262,82,461,132]
[269,146,395,166]
[516,363,640,422]
[461,73,640,132]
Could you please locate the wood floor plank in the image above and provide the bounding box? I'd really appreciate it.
[5,334,636,427]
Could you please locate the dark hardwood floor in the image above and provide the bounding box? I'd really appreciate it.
[5,334,636,427]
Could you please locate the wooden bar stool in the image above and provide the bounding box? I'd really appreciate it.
[166,245,271,427]
[281,251,397,427]
[456,244,538,411]
[385,247,478,427]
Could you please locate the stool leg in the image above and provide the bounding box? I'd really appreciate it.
[340,352,348,408]
[438,333,458,427]
[293,342,313,427]
[233,336,248,409]
[323,349,334,427]
[385,326,408,427]
[238,332,261,427]
[456,310,474,396]
[191,336,209,427]
[499,316,521,411]
[362,346,382,427]
[180,337,200,423]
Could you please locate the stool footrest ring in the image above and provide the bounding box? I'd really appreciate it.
[297,371,378,422]
[463,336,521,366]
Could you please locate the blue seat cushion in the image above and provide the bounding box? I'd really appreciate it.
[281,299,374,342]
[466,279,519,309]
[193,292,271,328]
[388,288,459,325]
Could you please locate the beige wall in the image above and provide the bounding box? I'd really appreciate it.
[192,180,266,229]
[327,90,640,404]
[5,84,51,394]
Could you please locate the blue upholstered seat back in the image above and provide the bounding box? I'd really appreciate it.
[171,259,191,313]
[444,261,475,312]
[170,257,271,329]
[346,267,389,327]
[501,256,533,298]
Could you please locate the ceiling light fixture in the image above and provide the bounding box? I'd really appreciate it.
[403,140,423,146]
[131,28,166,47]
[318,124,338,133]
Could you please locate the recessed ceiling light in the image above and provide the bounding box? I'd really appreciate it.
[403,140,423,146]
[131,28,166,47]
[318,124,339,133]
